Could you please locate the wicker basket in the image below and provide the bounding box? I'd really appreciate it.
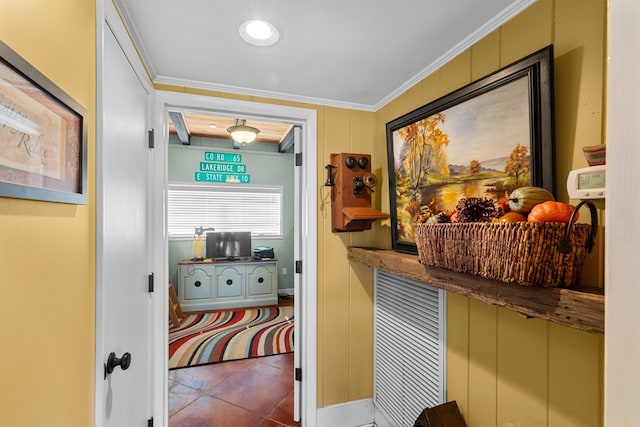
[414,201,597,287]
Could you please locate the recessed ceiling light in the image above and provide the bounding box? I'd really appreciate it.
[239,20,280,47]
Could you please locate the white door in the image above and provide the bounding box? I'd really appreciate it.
[293,125,302,421]
[96,21,153,426]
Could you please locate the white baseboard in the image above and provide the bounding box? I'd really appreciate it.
[317,398,375,427]
[278,287,294,296]
[373,407,395,427]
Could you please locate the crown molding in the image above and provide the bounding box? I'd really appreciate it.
[153,75,377,112]
[373,0,536,111]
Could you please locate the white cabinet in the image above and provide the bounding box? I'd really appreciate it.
[177,260,278,311]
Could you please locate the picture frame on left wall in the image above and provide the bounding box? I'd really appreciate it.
[0,40,87,204]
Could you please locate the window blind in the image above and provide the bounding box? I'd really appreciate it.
[168,183,283,239]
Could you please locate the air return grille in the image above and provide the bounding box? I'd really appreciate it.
[374,269,446,427]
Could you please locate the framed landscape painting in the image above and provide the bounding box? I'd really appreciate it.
[386,45,555,254]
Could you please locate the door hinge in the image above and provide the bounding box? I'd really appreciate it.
[295,367,302,381]
[148,273,155,293]
[148,129,155,149]
[295,260,302,274]
[295,152,302,166]
[148,417,154,427]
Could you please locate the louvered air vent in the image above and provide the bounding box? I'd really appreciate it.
[374,269,447,427]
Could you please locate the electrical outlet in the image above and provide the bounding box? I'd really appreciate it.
[282,267,287,275]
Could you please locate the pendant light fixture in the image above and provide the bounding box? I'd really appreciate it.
[227,119,260,145]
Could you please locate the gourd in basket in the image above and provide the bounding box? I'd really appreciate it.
[414,197,597,288]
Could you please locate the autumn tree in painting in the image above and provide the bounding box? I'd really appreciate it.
[394,112,451,240]
[397,112,450,192]
[504,144,530,186]
[467,159,481,175]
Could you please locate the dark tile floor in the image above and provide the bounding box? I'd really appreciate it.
[169,353,301,427]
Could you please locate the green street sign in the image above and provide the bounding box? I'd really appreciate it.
[199,162,247,173]
[204,152,242,163]
[195,172,251,183]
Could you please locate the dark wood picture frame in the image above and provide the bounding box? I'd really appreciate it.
[386,45,555,254]
[0,40,87,204]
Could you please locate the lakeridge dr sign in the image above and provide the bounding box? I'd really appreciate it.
[199,162,246,173]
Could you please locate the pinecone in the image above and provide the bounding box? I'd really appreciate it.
[455,197,497,222]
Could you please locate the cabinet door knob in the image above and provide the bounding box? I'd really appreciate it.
[226,279,233,285]
[194,281,201,287]
[258,277,264,283]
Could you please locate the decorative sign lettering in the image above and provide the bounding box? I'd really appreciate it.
[196,152,250,184]
[195,172,251,184]
[204,152,242,163]
[199,162,247,173]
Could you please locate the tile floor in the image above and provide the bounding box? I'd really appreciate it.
[169,353,300,427]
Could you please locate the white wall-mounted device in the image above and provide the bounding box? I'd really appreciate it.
[567,164,606,199]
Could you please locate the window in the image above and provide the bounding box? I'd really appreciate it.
[168,183,283,239]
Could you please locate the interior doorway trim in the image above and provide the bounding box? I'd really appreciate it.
[151,91,318,425]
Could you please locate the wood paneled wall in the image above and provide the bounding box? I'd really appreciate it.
[317,107,379,405]
[376,1,605,425]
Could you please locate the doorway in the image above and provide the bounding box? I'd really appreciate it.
[152,91,318,425]
[166,117,297,423]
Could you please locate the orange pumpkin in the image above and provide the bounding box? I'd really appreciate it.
[527,201,578,223]
[493,212,527,222]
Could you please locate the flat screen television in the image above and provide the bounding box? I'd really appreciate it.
[206,231,252,260]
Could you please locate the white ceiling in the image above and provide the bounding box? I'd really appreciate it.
[115,0,535,111]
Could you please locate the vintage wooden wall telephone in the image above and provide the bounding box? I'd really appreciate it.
[325,153,387,232]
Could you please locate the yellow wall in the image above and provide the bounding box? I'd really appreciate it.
[0,0,96,426]
[376,0,605,425]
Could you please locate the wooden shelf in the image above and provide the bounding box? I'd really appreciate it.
[342,207,388,220]
[348,247,604,335]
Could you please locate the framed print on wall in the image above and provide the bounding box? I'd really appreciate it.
[386,45,555,254]
[0,40,88,205]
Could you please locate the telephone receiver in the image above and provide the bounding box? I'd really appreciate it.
[324,164,336,186]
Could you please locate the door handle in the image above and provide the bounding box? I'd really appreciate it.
[104,351,132,379]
